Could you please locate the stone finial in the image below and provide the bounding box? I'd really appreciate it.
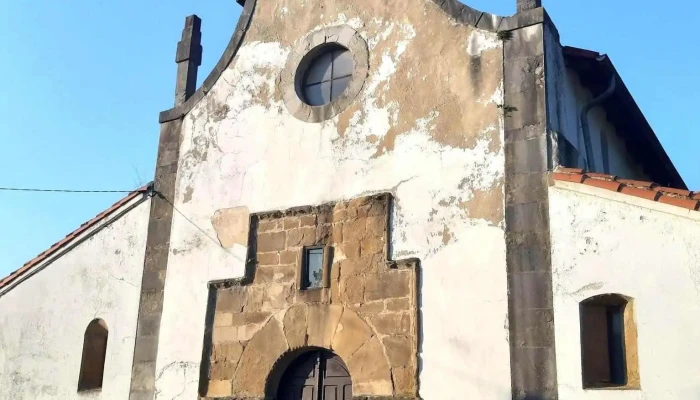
[174,15,203,106]
[516,0,542,12]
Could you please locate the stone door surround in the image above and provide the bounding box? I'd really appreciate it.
[199,194,420,399]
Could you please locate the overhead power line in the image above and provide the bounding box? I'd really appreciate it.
[0,187,138,194]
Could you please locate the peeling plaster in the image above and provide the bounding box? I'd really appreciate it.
[211,207,250,249]
[550,185,700,399]
[156,0,510,398]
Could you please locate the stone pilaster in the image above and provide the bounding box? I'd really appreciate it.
[517,0,542,12]
[503,19,558,400]
[129,15,201,400]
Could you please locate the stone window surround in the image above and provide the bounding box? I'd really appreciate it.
[281,25,369,123]
[579,293,640,391]
[298,245,332,291]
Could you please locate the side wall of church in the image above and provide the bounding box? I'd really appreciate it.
[549,181,700,399]
[154,0,511,398]
[0,197,151,400]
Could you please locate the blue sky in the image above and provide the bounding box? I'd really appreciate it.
[0,0,698,277]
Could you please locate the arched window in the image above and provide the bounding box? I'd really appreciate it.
[579,294,639,389]
[77,319,108,391]
[275,349,351,400]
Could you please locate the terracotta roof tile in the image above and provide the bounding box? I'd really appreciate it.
[553,169,699,212]
[0,185,151,291]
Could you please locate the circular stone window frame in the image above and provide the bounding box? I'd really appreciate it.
[282,25,369,123]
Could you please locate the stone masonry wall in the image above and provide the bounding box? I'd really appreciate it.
[202,194,419,399]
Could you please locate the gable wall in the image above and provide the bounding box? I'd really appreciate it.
[154,0,511,398]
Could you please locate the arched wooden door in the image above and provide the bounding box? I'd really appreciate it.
[277,350,351,400]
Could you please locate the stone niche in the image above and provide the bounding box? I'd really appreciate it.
[199,193,419,399]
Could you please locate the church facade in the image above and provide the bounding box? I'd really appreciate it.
[2,1,699,399]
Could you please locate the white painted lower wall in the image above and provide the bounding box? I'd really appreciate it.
[0,198,150,400]
[550,181,700,399]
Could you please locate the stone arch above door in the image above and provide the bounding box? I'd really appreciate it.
[228,305,393,397]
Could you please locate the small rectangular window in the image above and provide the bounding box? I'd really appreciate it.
[303,247,324,290]
[580,297,631,388]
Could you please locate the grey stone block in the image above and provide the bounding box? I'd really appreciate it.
[505,172,548,205]
[505,201,549,233]
[133,336,160,363]
[510,346,558,399]
[508,271,553,310]
[506,231,552,273]
[505,136,548,174]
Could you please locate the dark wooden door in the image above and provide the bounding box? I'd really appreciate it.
[278,350,351,400]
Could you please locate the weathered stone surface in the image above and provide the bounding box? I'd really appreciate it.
[210,361,237,380]
[283,217,300,229]
[371,313,411,336]
[392,366,416,396]
[211,206,250,248]
[244,287,264,311]
[343,219,366,242]
[340,275,365,304]
[307,304,343,348]
[217,287,246,313]
[213,327,237,344]
[300,215,316,227]
[212,342,244,363]
[279,249,298,265]
[257,219,278,232]
[283,304,308,349]
[262,283,292,310]
[365,271,411,301]
[207,379,232,397]
[360,237,384,256]
[257,231,286,252]
[382,336,412,367]
[286,227,316,247]
[244,311,271,325]
[214,312,233,327]
[257,252,279,266]
[332,308,374,361]
[347,336,393,396]
[365,216,385,238]
[357,301,384,316]
[232,318,289,396]
[385,298,411,312]
[255,266,295,284]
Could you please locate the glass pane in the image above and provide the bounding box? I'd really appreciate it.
[330,76,351,101]
[331,50,354,78]
[305,248,324,289]
[304,82,331,106]
[305,51,332,85]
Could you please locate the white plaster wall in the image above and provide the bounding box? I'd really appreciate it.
[0,198,150,400]
[545,30,644,179]
[550,181,700,399]
[154,10,511,400]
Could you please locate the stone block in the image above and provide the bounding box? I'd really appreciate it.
[133,336,158,363]
[342,219,366,242]
[505,136,548,174]
[255,266,295,284]
[392,366,416,396]
[299,215,316,227]
[232,319,289,396]
[211,206,250,248]
[385,298,411,312]
[210,361,237,380]
[340,242,360,260]
[509,271,553,310]
[257,252,279,266]
[331,223,344,243]
[243,287,264,311]
[130,361,156,390]
[505,172,548,205]
[505,201,549,234]
[371,313,410,336]
[283,304,308,349]
[357,301,384,316]
[382,336,413,367]
[216,286,246,313]
[365,271,410,301]
[213,326,238,343]
[365,216,385,238]
[332,309,373,361]
[307,304,343,348]
[279,250,298,265]
[257,231,286,252]
[207,379,232,397]
[347,336,392,396]
[510,347,558,399]
[214,312,233,327]
[257,219,278,232]
[244,311,271,325]
[509,308,555,348]
[360,237,384,256]
[283,217,300,229]
[333,209,348,222]
[340,275,365,304]
[286,227,315,247]
[506,231,552,273]
[262,284,292,311]
[212,342,244,363]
